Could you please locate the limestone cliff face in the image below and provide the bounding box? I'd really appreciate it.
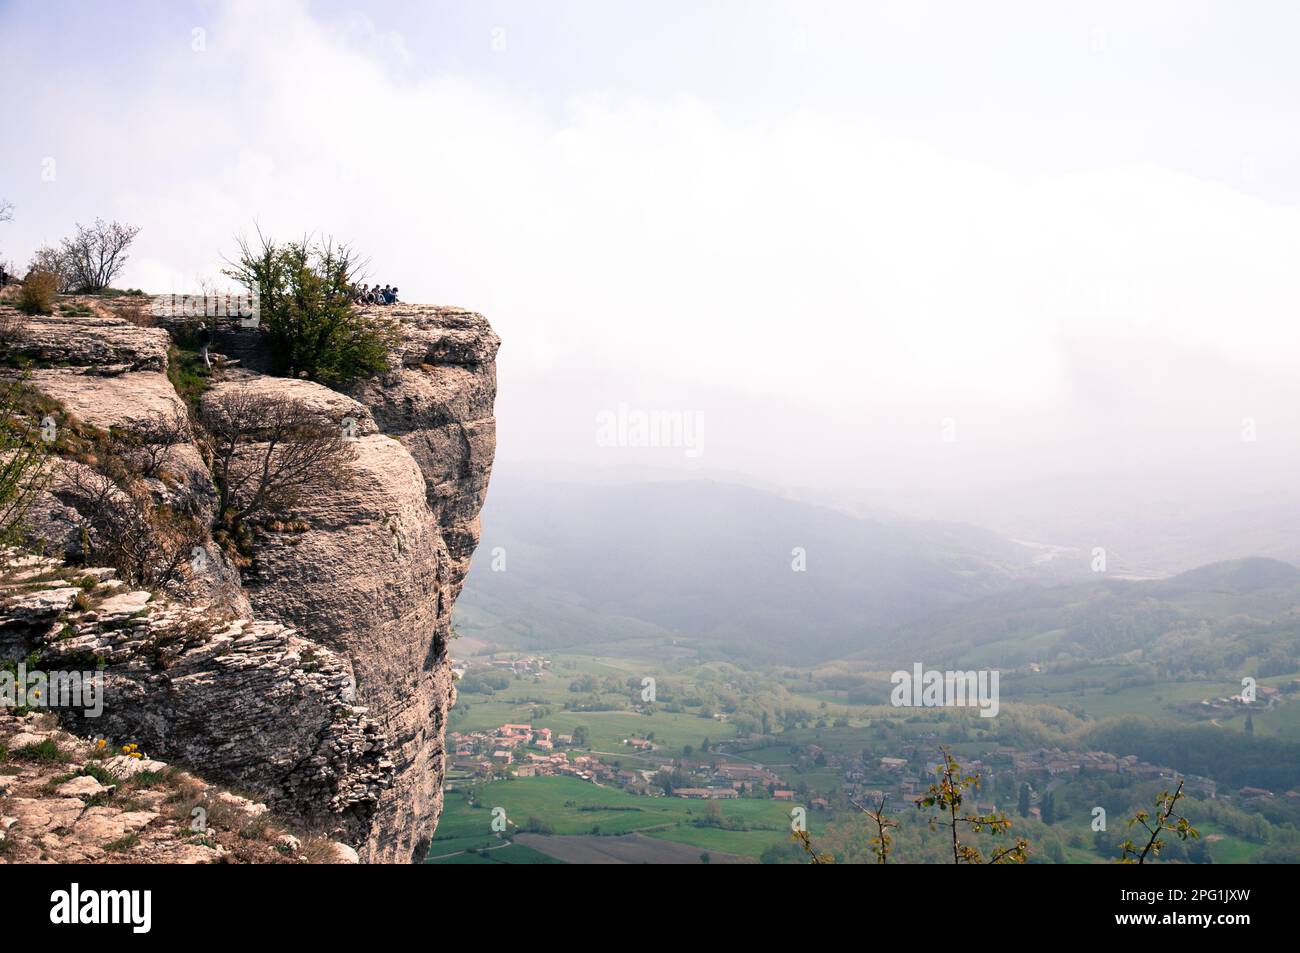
[222,305,499,862]
[4,300,498,863]
[345,306,499,860]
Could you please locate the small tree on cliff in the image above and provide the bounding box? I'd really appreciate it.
[0,379,52,541]
[61,218,141,292]
[199,387,356,553]
[223,229,398,388]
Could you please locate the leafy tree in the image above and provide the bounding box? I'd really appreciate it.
[1018,782,1031,818]
[224,229,399,387]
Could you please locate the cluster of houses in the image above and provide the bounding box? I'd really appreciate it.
[1012,746,1165,778]
[485,656,552,677]
[665,760,803,802]
[449,722,817,801]
[451,723,654,790]
[452,724,562,767]
[838,745,1243,813]
[821,742,1236,815]
[451,721,1296,818]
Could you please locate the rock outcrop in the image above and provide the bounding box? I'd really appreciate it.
[1,298,499,862]
[7,310,168,373]
[0,709,356,864]
[1,556,392,829]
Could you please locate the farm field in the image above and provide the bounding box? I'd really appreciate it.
[438,641,1300,865]
[515,832,751,864]
[451,651,743,753]
[426,776,802,863]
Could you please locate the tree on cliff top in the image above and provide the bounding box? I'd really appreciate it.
[61,218,141,292]
[224,229,399,388]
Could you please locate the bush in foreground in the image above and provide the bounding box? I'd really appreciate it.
[17,270,58,315]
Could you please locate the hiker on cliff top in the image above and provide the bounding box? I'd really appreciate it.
[195,322,212,369]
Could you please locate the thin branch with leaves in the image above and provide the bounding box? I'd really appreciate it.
[850,792,898,864]
[915,746,1029,864]
[1118,780,1199,864]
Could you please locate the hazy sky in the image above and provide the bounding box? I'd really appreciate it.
[2,0,1298,529]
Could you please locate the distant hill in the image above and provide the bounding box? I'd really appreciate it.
[1157,557,1300,594]
[456,476,1047,661]
[868,557,1300,675]
[456,475,1300,677]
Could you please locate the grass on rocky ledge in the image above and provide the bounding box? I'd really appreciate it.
[166,343,212,413]
[13,737,72,764]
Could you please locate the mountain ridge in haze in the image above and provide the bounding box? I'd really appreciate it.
[458,475,1067,660]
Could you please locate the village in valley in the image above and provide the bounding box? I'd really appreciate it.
[450,715,1234,814]
[430,647,1300,863]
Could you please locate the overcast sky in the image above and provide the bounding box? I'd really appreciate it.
[2,0,1298,530]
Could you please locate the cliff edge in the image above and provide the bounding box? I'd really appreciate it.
[0,297,499,863]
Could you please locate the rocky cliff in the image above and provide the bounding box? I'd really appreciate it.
[0,298,499,863]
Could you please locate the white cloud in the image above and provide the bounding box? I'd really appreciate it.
[4,0,1300,518]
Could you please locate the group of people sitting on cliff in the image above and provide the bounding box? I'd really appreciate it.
[353,283,400,306]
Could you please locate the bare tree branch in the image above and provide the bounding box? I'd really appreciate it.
[60,218,141,292]
[199,388,356,542]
